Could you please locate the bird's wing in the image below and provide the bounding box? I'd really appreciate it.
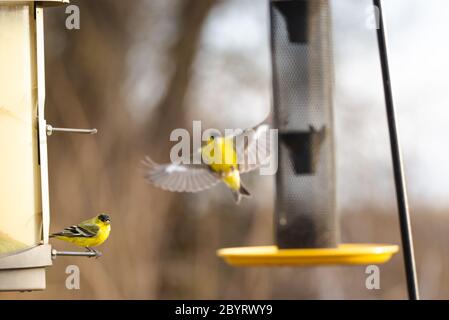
[234,123,273,173]
[51,223,99,238]
[142,157,221,193]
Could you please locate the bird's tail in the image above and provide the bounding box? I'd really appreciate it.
[232,183,251,204]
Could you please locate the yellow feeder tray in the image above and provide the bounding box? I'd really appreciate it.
[218,244,399,267]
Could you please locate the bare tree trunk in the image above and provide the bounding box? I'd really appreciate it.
[142,0,217,298]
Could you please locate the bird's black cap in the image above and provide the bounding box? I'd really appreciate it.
[208,130,221,140]
[98,214,111,222]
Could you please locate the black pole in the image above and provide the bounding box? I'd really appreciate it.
[373,0,419,300]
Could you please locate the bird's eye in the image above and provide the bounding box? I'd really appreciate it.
[98,214,110,223]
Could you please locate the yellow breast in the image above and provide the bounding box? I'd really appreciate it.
[56,225,111,248]
[93,224,111,246]
[202,137,237,173]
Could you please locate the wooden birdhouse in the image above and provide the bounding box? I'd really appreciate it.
[0,0,68,291]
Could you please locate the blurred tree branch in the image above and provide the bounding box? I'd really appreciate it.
[143,0,218,298]
[147,0,216,158]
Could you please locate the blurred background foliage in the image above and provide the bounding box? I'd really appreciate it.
[3,0,449,299]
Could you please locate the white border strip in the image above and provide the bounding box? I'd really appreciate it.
[35,5,50,244]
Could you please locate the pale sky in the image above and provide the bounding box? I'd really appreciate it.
[333,0,449,209]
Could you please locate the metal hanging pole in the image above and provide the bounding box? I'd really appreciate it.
[373,0,419,300]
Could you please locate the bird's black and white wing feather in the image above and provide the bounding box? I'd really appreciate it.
[50,224,99,238]
[142,157,221,193]
[234,124,273,173]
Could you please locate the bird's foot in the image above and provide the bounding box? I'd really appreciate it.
[93,249,103,259]
[85,247,102,259]
[85,247,93,258]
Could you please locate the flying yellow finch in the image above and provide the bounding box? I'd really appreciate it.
[50,214,111,255]
[143,123,271,204]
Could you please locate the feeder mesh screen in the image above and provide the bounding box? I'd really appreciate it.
[271,0,338,248]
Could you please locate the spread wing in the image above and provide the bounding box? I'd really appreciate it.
[234,124,273,173]
[51,223,99,238]
[142,157,221,193]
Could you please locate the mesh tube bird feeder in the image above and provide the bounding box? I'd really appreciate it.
[218,0,399,267]
[272,0,337,249]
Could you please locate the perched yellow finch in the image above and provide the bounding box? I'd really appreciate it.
[50,214,111,255]
[143,123,271,204]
